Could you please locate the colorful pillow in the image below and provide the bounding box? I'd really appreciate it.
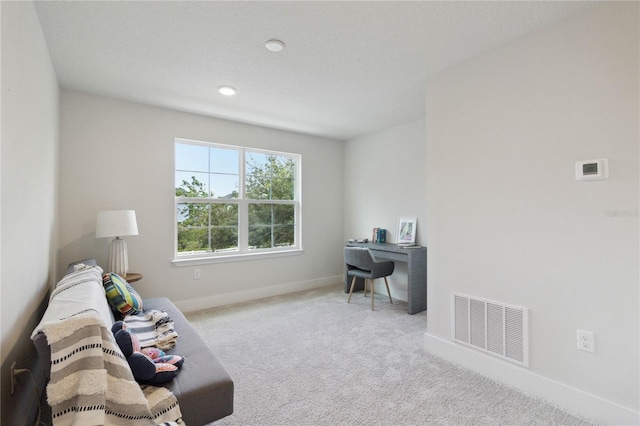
[102,272,143,315]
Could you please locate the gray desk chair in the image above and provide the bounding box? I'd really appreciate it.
[344,247,395,310]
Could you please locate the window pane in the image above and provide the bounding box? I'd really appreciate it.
[210,173,238,199]
[210,147,239,175]
[271,177,294,200]
[246,152,270,174]
[249,203,272,248]
[248,204,271,225]
[273,204,294,225]
[248,225,272,249]
[177,202,210,253]
[210,203,238,226]
[245,176,271,200]
[245,152,296,201]
[177,227,210,253]
[176,172,209,197]
[211,227,238,252]
[248,204,295,250]
[177,202,209,227]
[274,225,295,247]
[177,203,239,253]
[176,143,209,172]
[246,152,272,200]
[209,147,239,199]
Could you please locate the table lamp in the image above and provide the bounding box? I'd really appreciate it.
[96,210,139,276]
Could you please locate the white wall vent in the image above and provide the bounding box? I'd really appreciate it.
[452,292,529,367]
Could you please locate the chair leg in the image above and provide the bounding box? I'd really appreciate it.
[371,279,374,310]
[384,276,393,304]
[347,276,357,303]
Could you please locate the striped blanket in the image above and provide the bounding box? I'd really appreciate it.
[33,266,185,425]
[123,310,178,350]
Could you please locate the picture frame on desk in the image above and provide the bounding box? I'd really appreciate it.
[397,217,417,246]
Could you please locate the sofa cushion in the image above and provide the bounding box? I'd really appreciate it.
[103,272,144,315]
[144,297,234,425]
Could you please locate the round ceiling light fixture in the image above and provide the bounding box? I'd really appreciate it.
[218,86,237,96]
[265,39,285,52]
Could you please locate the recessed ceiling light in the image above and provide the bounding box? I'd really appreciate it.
[265,39,285,52]
[218,86,236,96]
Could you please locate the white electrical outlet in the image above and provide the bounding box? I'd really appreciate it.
[193,269,201,279]
[577,329,595,353]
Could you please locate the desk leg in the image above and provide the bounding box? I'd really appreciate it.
[406,251,427,314]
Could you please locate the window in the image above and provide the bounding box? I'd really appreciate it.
[174,139,301,262]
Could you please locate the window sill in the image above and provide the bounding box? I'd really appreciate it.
[172,248,304,267]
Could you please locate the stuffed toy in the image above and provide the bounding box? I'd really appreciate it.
[111,321,185,367]
[112,321,185,385]
[140,346,185,368]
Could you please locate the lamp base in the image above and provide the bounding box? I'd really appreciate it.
[108,237,129,276]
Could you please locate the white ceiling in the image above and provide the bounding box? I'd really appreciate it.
[34,1,595,141]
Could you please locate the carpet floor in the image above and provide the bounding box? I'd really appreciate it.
[186,285,594,426]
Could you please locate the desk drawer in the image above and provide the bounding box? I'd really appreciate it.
[368,250,407,262]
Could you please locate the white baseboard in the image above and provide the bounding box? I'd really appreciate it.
[424,333,639,425]
[175,275,343,313]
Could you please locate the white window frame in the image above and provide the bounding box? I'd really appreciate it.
[173,138,303,266]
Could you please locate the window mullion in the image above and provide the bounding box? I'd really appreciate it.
[238,149,248,252]
[207,203,213,252]
[270,204,275,249]
[208,147,212,250]
[176,196,218,204]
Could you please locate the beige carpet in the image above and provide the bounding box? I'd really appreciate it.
[186,285,594,426]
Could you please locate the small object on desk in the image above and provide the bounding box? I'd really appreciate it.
[372,228,386,243]
[399,244,420,249]
[124,273,142,283]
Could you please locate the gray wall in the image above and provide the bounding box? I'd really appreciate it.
[58,91,345,310]
[1,2,59,423]
[343,119,427,301]
[1,0,59,364]
[424,3,638,423]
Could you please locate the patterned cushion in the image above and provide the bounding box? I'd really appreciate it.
[103,273,143,315]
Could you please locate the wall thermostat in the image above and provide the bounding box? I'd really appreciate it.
[575,158,608,181]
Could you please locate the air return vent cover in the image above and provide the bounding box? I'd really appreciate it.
[452,293,529,367]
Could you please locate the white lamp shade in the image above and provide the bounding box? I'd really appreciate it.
[96,210,139,238]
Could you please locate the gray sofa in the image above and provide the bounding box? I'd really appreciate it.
[33,260,234,425]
